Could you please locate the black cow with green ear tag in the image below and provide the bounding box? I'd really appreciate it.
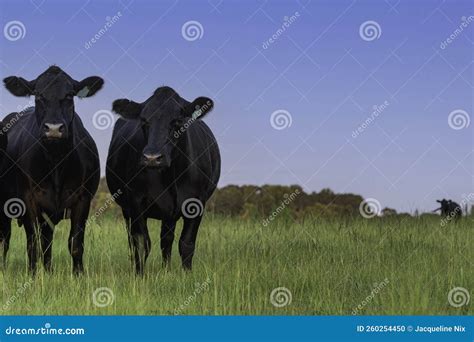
[106,86,221,275]
[1,66,102,274]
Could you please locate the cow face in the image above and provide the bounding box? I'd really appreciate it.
[3,66,103,141]
[112,86,213,169]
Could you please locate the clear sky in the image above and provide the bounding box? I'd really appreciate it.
[0,0,472,213]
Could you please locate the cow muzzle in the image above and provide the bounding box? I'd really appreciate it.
[142,153,167,169]
[43,123,66,139]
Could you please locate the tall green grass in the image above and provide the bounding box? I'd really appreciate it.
[0,214,472,315]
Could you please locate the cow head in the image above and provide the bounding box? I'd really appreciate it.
[112,86,213,169]
[3,66,103,141]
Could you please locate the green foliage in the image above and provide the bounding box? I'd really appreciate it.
[92,178,368,221]
[0,215,471,315]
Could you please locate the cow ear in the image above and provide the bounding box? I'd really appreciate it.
[112,99,142,119]
[3,76,35,97]
[184,97,214,120]
[75,76,104,98]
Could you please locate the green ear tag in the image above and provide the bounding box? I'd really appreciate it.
[191,109,202,120]
[77,86,90,98]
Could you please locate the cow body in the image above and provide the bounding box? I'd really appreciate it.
[2,66,103,273]
[0,120,9,266]
[106,86,220,274]
[435,199,462,222]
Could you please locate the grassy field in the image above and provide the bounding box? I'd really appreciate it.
[0,214,472,315]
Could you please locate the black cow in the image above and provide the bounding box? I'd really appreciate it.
[2,66,103,274]
[106,86,220,274]
[434,199,462,222]
[0,120,9,266]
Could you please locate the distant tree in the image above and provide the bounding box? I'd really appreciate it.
[381,207,397,217]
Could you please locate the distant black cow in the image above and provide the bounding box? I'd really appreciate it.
[434,199,462,222]
[106,86,220,274]
[2,66,103,274]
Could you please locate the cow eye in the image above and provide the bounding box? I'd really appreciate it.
[172,118,185,127]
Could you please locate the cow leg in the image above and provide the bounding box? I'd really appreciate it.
[130,215,151,275]
[39,216,54,272]
[122,209,134,263]
[69,200,90,275]
[0,215,12,269]
[160,219,176,268]
[24,218,40,274]
[179,215,203,271]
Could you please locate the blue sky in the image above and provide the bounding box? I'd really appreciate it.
[0,0,472,213]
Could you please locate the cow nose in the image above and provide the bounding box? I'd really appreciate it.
[43,123,65,138]
[143,153,164,167]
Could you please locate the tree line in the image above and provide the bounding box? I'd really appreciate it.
[92,178,429,221]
